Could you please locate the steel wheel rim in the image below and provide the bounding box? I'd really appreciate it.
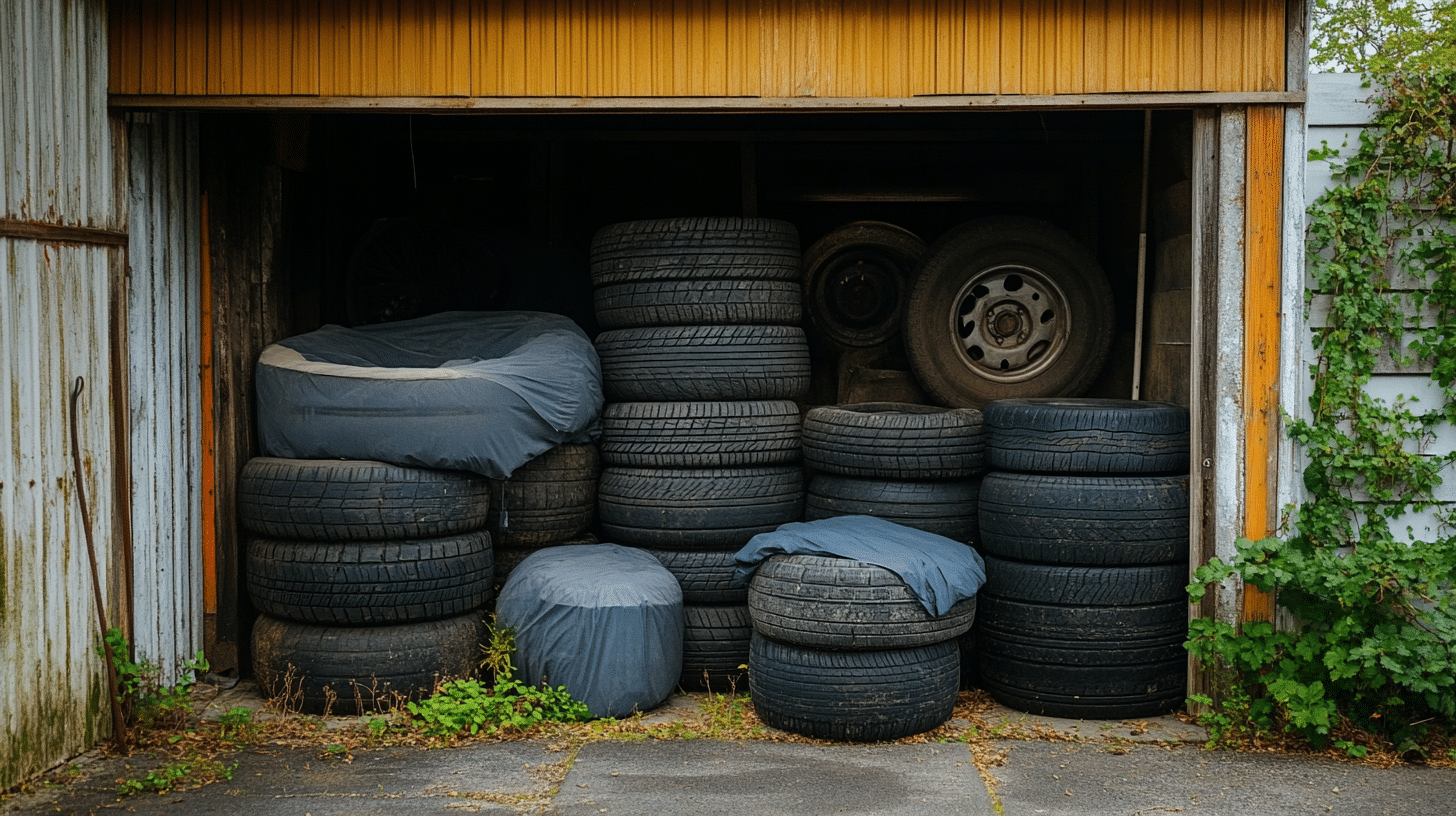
[948,263,1072,384]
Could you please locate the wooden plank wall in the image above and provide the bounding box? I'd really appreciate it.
[109,0,1288,98]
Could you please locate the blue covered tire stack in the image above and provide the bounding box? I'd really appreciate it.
[591,217,810,691]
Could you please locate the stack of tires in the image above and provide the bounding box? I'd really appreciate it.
[974,398,1191,719]
[240,458,494,715]
[801,403,985,544]
[487,443,602,585]
[590,217,811,691]
[746,555,976,740]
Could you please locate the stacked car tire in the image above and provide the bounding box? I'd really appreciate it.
[487,443,601,584]
[800,403,985,544]
[239,457,493,715]
[746,555,975,741]
[974,398,1192,719]
[591,217,810,690]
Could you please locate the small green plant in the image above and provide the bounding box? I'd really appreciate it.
[215,706,258,744]
[407,676,590,737]
[97,629,211,730]
[114,757,236,796]
[410,617,591,737]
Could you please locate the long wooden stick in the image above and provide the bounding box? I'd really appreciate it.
[69,377,129,753]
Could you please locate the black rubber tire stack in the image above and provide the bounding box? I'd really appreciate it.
[801,403,985,545]
[486,443,602,585]
[746,555,972,740]
[239,457,493,715]
[591,217,810,691]
[975,398,1192,719]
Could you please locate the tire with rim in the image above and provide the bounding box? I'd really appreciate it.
[747,554,977,649]
[595,325,811,402]
[801,402,984,479]
[252,611,486,716]
[650,550,748,605]
[594,279,802,328]
[802,221,927,352]
[246,531,494,625]
[805,474,980,543]
[983,398,1191,474]
[238,458,491,541]
[680,605,753,691]
[598,466,804,550]
[749,634,959,742]
[600,401,801,468]
[977,472,1189,565]
[488,444,600,547]
[590,217,801,286]
[904,217,1114,407]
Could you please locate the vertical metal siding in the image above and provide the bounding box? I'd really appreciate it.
[108,0,1289,99]
[1,0,125,791]
[125,113,203,681]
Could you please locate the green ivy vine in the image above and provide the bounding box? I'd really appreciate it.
[1186,67,1456,756]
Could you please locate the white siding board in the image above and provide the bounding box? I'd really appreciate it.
[126,113,203,679]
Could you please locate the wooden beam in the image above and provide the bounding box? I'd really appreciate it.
[1241,104,1284,624]
[109,91,1307,113]
[0,219,129,247]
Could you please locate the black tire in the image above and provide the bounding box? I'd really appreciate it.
[598,466,804,550]
[649,549,748,604]
[982,556,1187,606]
[904,217,1114,407]
[805,474,980,543]
[680,605,753,691]
[488,444,599,547]
[976,593,1187,642]
[984,398,1191,474]
[594,279,802,328]
[978,628,1185,719]
[747,554,976,649]
[802,221,926,352]
[238,458,492,541]
[977,472,1189,566]
[957,629,979,690]
[246,531,494,625]
[590,217,800,286]
[749,634,959,742]
[595,325,811,402]
[801,402,984,479]
[252,612,485,716]
[600,401,801,468]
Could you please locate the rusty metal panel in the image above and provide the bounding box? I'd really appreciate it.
[2,0,127,791]
[3,0,120,229]
[108,0,1291,100]
[125,113,203,681]
[0,238,122,792]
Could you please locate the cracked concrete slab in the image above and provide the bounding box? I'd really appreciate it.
[987,740,1456,816]
[554,739,995,816]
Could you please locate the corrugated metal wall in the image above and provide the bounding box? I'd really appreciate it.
[108,0,1288,99]
[125,112,203,681]
[1,0,123,790]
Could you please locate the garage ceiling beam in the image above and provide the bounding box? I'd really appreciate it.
[110,92,1305,114]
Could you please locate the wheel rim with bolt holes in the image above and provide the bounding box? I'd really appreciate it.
[951,263,1071,385]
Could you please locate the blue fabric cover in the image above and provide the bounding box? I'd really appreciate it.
[496,544,683,719]
[256,311,603,479]
[733,515,986,617]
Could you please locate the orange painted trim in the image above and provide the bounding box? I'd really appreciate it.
[1241,105,1283,624]
[200,191,217,615]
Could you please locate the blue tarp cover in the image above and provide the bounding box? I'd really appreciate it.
[256,311,603,479]
[733,515,986,617]
[496,544,683,719]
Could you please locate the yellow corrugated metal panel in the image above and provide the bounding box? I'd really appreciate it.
[108,0,1288,98]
